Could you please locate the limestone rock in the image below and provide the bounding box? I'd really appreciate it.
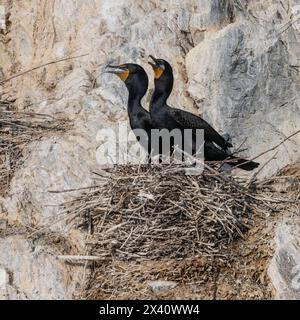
[0,5,5,30]
[0,266,9,300]
[148,280,178,293]
[0,0,299,300]
[186,20,300,178]
[0,235,79,300]
[268,219,300,300]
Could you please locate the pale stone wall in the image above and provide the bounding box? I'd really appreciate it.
[0,0,299,299]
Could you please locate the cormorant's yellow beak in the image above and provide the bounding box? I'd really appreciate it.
[148,55,165,79]
[105,64,130,82]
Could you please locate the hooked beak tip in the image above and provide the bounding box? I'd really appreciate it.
[104,64,128,75]
[148,55,157,63]
[148,55,159,69]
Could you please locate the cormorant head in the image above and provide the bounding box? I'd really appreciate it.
[148,55,174,96]
[105,63,148,97]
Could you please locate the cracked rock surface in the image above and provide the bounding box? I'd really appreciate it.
[0,0,299,299]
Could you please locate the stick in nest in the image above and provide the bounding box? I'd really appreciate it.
[60,162,277,262]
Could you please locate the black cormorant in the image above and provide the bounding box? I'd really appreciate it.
[148,55,259,171]
[106,63,153,158]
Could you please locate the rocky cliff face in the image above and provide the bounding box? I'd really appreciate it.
[0,0,299,299]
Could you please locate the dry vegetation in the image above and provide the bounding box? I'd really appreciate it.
[0,99,70,195]
[58,162,299,300]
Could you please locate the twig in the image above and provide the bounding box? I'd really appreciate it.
[48,185,103,194]
[248,151,278,186]
[0,53,89,85]
[235,129,300,169]
[57,255,108,261]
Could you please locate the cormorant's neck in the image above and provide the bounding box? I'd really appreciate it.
[150,78,173,110]
[150,87,170,109]
[127,85,145,113]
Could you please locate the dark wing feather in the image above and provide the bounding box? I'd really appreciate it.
[167,108,232,150]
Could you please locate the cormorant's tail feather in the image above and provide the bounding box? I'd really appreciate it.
[229,155,260,171]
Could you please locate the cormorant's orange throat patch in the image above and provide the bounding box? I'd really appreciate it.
[154,67,164,79]
[117,70,130,82]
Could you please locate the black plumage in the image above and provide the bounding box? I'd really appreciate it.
[148,55,259,171]
[106,63,153,157]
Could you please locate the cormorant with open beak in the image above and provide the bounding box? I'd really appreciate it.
[148,55,259,171]
[106,63,153,158]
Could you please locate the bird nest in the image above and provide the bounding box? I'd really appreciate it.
[59,161,288,299]
[55,154,300,300]
[66,164,261,260]
[0,99,70,195]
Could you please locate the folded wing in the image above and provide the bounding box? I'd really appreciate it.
[167,108,233,150]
